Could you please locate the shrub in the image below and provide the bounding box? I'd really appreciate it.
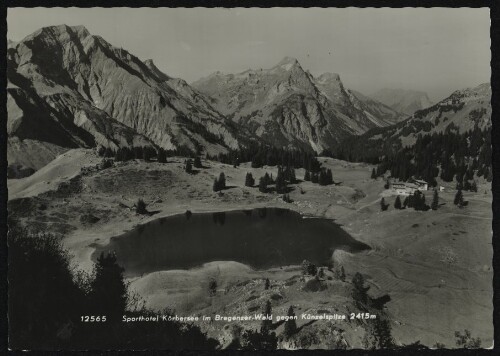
[352,272,369,308]
[99,158,114,170]
[208,278,217,296]
[301,260,317,276]
[455,329,481,348]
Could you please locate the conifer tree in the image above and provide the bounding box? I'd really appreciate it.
[454,189,464,206]
[194,156,202,168]
[218,172,226,189]
[371,168,377,179]
[143,147,152,162]
[245,172,255,187]
[326,169,333,185]
[394,196,402,210]
[213,178,220,192]
[263,172,272,185]
[259,177,268,193]
[157,148,167,163]
[311,172,319,183]
[380,198,388,211]
[431,190,439,210]
[275,167,287,194]
[264,278,270,290]
[90,252,127,321]
[363,316,395,349]
[185,159,193,173]
[136,198,147,215]
[304,170,311,181]
[260,301,273,335]
[283,305,297,338]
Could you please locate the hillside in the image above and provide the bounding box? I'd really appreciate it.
[371,88,433,116]
[7,25,247,173]
[338,83,491,158]
[336,83,492,186]
[193,57,404,153]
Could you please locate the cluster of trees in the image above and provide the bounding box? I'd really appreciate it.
[238,301,278,350]
[8,222,217,350]
[213,173,226,192]
[98,146,209,171]
[335,124,492,186]
[255,166,297,194]
[275,166,294,193]
[258,173,274,193]
[304,167,334,186]
[379,126,491,185]
[404,191,429,211]
[207,143,322,172]
[387,191,439,212]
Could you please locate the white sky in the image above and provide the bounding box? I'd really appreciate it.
[8,7,491,101]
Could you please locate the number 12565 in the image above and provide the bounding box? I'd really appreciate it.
[81,315,107,322]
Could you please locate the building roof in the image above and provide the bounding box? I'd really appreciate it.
[410,178,428,185]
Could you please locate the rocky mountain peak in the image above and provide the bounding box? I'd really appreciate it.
[274,56,302,71]
[316,72,341,84]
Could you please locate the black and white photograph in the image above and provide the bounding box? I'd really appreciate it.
[5,6,494,351]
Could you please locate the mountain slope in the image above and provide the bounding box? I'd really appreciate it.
[7,25,246,172]
[370,88,433,116]
[337,83,491,161]
[193,57,404,153]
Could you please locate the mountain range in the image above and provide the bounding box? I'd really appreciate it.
[192,57,404,153]
[7,25,244,172]
[6,25,490,175]
[370,88,433,116]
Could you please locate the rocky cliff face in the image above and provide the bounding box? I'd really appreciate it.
[7,25,245,171]
[193,57,403,153]
[370,88,433,116]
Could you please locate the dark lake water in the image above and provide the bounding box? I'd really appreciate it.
[93,208,370,276]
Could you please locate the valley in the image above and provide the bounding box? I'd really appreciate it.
[7,150,493,348]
